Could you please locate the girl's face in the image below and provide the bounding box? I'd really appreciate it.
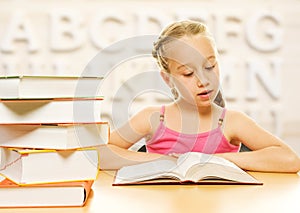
[164,35,220,107]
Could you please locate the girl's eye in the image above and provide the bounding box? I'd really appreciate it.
[183,72,194,77]
[204,64,216,71]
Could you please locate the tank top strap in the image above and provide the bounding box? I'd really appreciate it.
[218,108,226,126]
[159,105,165,122]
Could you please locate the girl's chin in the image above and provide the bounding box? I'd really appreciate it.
[197,102,213,108]
[185,100,213,108]
[176,97,214,107]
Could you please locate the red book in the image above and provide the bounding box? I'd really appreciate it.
[0,177,93,207]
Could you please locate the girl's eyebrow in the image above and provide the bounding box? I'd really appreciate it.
[204,56,217,65]
[206,55,216,61]
[177,55,216,70]
[177,63,194,71]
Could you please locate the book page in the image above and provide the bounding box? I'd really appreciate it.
[176,152,239,178]
[176,152,261,184]
[0,148,4,168]
[114,160,180,184]
[186,163,260,184]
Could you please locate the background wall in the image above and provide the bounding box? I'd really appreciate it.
[0,0,299,154]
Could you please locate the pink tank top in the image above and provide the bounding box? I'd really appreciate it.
[146,106,240,154]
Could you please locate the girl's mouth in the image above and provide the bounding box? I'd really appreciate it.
[197,90,213,99]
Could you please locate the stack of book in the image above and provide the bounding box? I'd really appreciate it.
[0,76,109,208]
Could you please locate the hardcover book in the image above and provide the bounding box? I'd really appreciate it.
[0,97,103,123]
[0,75,103,99]
[0,122,109,149]
[0,148,99,185]
[0,175,93,208]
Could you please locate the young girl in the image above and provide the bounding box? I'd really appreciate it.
[105,20,300,172]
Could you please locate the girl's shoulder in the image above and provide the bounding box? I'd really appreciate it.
[133,105,164,127]
[223,109,258,143]
[135,105,167,137]
[138,103,175,116]
[225,109,246,118]
[124,105,162,138]
[224,108,257,128]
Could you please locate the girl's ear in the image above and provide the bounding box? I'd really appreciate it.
[160,70,173,88]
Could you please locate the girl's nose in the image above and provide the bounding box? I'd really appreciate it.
[196,72,209,87]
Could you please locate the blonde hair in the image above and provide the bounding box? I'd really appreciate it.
[152,20,225,107]
[152,20,211,72]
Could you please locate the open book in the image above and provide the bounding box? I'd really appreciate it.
[113,152,262,185]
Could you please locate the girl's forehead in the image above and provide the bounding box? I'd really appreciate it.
[164,35,216,65]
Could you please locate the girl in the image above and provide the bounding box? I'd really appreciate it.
[105,20,300,172]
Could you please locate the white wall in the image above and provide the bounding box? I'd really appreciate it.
[0,0,299,154]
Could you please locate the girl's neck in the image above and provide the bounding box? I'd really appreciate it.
[170,99,221,134]
[174,99,214,117]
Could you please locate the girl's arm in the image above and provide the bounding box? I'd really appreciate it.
[98,144,174,170]
[100,107,175,170]
[218,110,300,173]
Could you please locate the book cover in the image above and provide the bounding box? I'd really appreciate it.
[0,175,93,208]
[0,147,99,185]
[0,122,109,149]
